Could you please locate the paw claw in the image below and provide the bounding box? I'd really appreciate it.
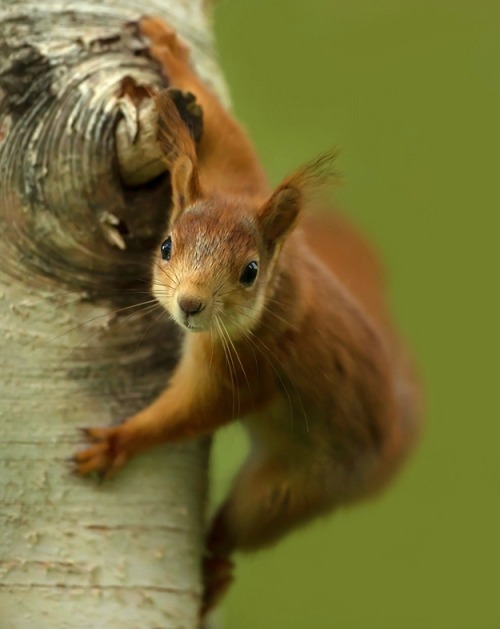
[202,556,235,617]
[72,425,127,478]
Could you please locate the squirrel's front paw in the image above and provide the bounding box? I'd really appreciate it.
[73,426,128,478]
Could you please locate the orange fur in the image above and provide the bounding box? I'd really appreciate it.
[74,18,422,615]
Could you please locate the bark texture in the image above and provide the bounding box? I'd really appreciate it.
[0,1,224,627]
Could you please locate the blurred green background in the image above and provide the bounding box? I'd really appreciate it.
[209,1,500,628]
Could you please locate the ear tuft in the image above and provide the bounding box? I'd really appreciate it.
[257,150,340,244]
[291,150,341,194]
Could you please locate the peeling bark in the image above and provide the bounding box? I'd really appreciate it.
[0,1,224,627]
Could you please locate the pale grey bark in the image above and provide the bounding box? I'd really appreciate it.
[0,1,224,627]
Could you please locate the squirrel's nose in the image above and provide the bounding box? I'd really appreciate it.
[178,295,205,315]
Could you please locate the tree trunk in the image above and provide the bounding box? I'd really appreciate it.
[0,2,223,627]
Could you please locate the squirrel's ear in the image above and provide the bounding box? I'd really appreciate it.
[170,154,199,218]
[155,89,201,222]
[257,185,303,244]
[257,152,339,244]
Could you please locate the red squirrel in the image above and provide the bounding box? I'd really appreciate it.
[74,18,421,613]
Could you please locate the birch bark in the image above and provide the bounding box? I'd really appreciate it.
[0,2,223,627]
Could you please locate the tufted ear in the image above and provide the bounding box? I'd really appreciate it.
[155,89,201,223]
[257,152,339,245]
[169,154,199,220]
[257,185,302,245]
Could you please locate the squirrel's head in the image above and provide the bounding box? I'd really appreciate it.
[152,90,336,337]
[153,196,269,335]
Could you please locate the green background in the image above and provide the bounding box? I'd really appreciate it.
[210,1,500,628]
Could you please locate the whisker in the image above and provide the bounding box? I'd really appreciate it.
[221,316,253,410]
[228,303,295,336]
[211,278,226,297]
[52,301,163,368]
[225,315,310,434]
[215,287,240,299]
[208,325,215,369]
[17,285,156,311]
[133,304,169,354]
[153,260,182,288]
[215,315,238,418]
[244,328,296,429]
[34,298,161,352]
[248,326,309,432]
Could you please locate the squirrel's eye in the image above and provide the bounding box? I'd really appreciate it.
[239,261,258,286]
[161,237,172,261]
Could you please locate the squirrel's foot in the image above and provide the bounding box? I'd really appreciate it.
[73,426,128,478]
[140,17,191,72]
[202,555,235,618]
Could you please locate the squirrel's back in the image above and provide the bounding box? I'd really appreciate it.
[301,208,422,496]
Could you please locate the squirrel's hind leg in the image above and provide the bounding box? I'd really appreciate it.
[202,454,336,611]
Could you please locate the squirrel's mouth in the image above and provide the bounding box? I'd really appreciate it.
[182,317,211,332]
[171,302,213,332]
[184,322,206,332]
